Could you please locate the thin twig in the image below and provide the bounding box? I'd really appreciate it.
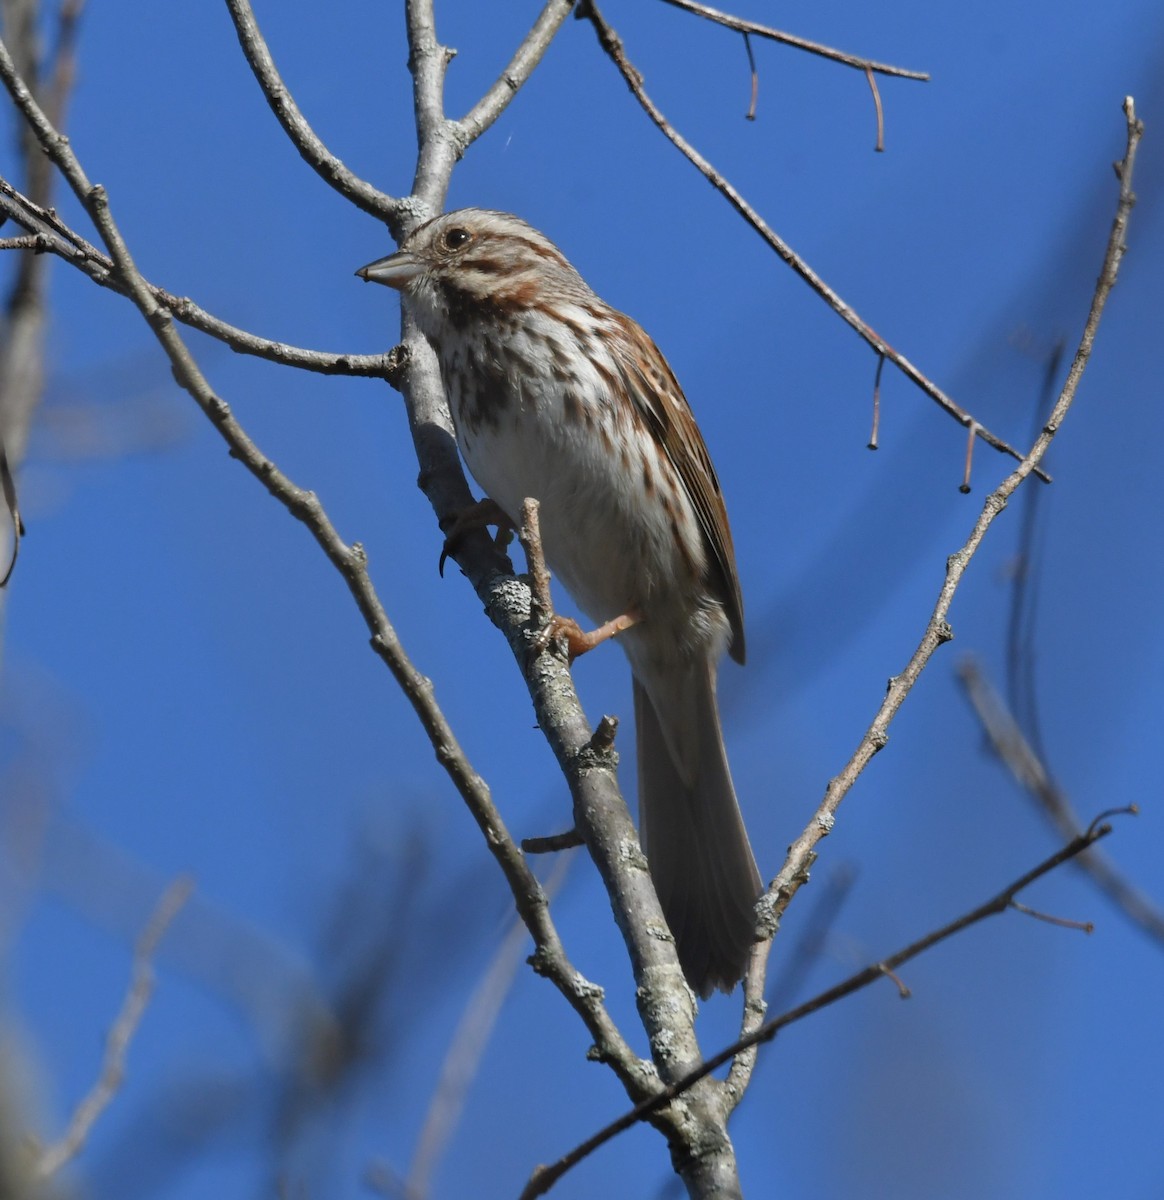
[580,0,1049,483]
[868,353,885,449]
[864,66,885,152]
[742,32,758,121]
[961,419,978,493]
[1009,900,1093,934]
[656,0,929,80]
[223,0,406,229]
[958,657,1164,948]
[519,497,553,623]
[36,875,194,1178]
[727,95,1142,1104]
[520,820,1114,1198]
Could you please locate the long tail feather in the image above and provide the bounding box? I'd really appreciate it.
[635,667,762,997]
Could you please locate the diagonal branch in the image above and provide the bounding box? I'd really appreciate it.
[455,0,575,147]
[520,817,1116,1198]
[223,0,407,230]
[579,0,1049,482]
[726,94,1142,1102]
[657,0,929,80]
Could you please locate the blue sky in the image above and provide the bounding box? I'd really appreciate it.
[3,2,1163,1197]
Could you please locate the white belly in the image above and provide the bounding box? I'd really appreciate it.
[441,334,705,639]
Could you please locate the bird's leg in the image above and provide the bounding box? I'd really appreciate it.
[538,611,640,663]
[438,498,515,576]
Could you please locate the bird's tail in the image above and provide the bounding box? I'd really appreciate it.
[634,665,762,998]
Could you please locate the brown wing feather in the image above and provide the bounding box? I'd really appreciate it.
[613,318,746,665]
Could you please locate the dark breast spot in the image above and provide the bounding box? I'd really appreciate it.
[441,340,513,435]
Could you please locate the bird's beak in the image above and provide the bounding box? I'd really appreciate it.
[355,250,423,291]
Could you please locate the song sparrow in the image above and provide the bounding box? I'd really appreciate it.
[357,209,762,997]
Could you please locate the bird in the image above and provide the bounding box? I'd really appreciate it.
[357,208,762,996]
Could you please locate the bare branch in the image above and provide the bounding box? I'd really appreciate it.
[520,819,1115,1199]
[0,177,396,376]
[455,0,575,147]
[223,0,407,230]
[728,94,1143,1101]
[958,657,1164,947]
[36,875,194,1179]
[657,0,929,80]
[579,0,1049,482]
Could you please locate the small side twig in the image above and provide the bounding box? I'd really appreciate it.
[960,420,978,493]
[36,875,194,1179]
[523,828,585,854]
[519,497,553,624]
[868,353,885,449]
[742,32,758,121]
[520,819,1115,1199]
[864,66,885,152]
[1010,901,1093,934]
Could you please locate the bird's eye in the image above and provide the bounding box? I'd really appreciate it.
[442,227,471,251]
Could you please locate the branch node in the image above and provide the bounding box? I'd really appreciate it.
[384,342,411,391]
